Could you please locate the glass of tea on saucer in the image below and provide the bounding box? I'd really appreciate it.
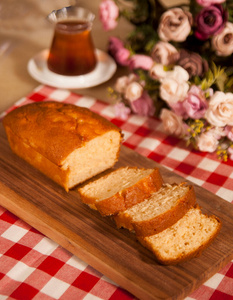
[47,6,97,76]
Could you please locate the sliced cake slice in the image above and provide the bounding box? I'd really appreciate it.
[78,166,163,216]
[138,206,221,265]
[114,183,196,236]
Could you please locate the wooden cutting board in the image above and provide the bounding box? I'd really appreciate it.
[1,121,233,300]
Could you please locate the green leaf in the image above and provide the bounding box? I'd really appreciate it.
[200,63,227,91]
[226,76,233,92]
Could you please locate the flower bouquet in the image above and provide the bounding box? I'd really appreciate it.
[99,0,233,161]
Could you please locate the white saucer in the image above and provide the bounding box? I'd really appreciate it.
[27,49,117,89]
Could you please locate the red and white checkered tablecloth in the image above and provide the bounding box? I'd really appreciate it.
[0,85,233,300]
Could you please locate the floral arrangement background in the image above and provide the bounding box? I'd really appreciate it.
[99,0,233,161]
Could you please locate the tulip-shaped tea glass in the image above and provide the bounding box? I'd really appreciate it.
[47,6,97,76]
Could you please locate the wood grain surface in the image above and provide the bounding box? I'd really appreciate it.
[1,122,233,300]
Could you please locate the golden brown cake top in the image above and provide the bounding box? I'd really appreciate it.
[3,101,121,166]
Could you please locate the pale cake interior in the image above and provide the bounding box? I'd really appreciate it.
[143,207,220,260]
[62,130,121,189]
[123,184,189,222]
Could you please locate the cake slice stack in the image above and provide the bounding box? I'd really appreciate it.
[78,166,221,265]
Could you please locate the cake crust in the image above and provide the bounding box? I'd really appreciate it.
[78,167,163,216]
[94,168,163,216]
[133,184,196,236]
[139,206,222,265]
[3,102,122,191]
[3,101,121,165]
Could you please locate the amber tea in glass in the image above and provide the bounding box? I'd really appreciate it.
[47,6,97,76]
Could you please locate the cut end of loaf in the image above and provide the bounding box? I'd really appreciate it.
[140,207,221,265]
[62,130,122,190]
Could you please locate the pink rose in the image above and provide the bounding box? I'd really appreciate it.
[182,85,208,119]
[108,37,130,66]
[196,0,225,7]
[158,8,192,42]
[211,127,227,139]
[108,36,123,51]
[114,48,131,66]
[197,131,219,152]
[114,102,131,120]
[151,41,179,65]
[128,54,154,70]
[99,0,119,31]
[130,92,155,117]
[212,22,233,56]
[169,101,188,118]
[225,126,233,141]
[160,108,187,137]
[195,4,228,40]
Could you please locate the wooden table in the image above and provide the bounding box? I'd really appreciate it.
[1,1,232,300]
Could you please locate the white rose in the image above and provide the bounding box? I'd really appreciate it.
[114,76,129,93]
[159,66,189,104]
[151,41,179,65]
[212,22,233,57]
[205,91,233,127]
[160,108,186,137]
[128,73,138,83]
[115,74,139,94]
[124,82,143,102]
[160,77,189,104]
[149,63,167,81]
[167,66,189,82]
[197,131,219,153]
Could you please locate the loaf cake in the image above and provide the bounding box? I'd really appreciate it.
[78,166,163,216]
[114,183,196,236]
[3,101,122,191]
[139,206,221,265]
